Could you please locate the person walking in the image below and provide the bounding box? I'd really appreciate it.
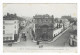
[37,41,40,45]
[24,35,27,41]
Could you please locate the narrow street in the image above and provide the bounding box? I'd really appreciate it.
[9,23,39,47]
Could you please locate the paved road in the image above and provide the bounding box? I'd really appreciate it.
[10,23,38,47]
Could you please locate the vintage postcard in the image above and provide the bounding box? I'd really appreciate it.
[3,3,77,53]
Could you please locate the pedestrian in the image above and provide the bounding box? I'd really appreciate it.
[39,45,43,48]
[37,41,40,45]
[24,35,27,41]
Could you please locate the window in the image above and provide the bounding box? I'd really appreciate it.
[6,37,8,40]
[3,30,5,34]
[44,19,47,22]
[3,26,5,29]
[15,30,16,34]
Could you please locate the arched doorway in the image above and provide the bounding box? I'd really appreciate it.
[41,25,49,41]
[42,32,49,41]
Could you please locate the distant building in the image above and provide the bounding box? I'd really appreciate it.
[20,20,26,27]
[54,20,63,29]
[33,14,54,41]
[61,16,71,19]
[61,19,70,29]
[3,20,19,43]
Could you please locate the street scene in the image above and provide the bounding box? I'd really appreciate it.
[3,4,77,48]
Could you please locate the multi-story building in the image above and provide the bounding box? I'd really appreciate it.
[61,19,70,29]
[69,21,77,46]
[33,14,54,41]
[3,20,19,43]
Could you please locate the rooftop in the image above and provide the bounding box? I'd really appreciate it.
[33,14,54,19]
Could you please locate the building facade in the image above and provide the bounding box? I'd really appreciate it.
[3,20,19,43]
[53,23,63,37]
[33,14,54,41]
[61,19,70,29]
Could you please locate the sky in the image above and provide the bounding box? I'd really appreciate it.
[3,3,77,18]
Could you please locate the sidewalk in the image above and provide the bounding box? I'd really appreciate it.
[50,26,71,43]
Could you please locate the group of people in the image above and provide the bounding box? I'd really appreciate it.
[22,32,27,41]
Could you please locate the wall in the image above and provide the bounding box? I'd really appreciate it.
[53,26,63,37]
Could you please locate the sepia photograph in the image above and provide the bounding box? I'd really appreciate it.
[3,3,77,52]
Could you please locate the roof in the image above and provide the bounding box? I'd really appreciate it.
[33,14,54,19]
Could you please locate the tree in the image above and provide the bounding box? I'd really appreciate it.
[54,18,58,22]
